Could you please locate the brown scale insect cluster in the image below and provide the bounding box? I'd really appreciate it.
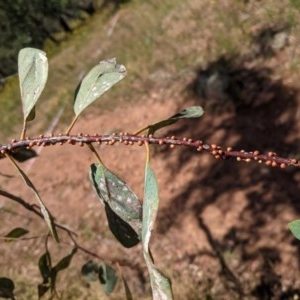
[224,147,295,169]
[0,133,299,169]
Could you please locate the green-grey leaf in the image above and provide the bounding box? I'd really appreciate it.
[142,163,173,300]
[99,263,118,295]
[18,48,48,121]
[104,202,140,248]
[148,106,204,135]
[4,227,29,241]
[89,163,142,247]
[74,58,126,116]
[142,164,159,247]
[10,147,37,162]
[81,261,100,282]
[38,252,51,282]
[53,248,77,273]
[0,277,15,300]
[48,248,77,293]
[9,157,59,242]
[38,252,51,298]
[22,167,58,242]
[289,220,300,240]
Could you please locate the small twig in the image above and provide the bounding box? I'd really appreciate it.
[0,189,121,265]
[87,144,103,164]
[67,232,106,261]
[0,189,77,236]
[65,115,79,135]
[20,120,27,140]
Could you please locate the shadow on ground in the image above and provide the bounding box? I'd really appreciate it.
[155,28,300,299]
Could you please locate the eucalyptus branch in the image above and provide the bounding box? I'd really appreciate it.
[3,47,299,299]
[0,133,298,168]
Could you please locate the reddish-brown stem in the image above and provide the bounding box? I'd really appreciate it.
[0,133,298,168]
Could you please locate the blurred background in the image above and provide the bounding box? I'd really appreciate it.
[1,0,300,299]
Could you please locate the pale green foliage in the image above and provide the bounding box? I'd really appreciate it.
[142,163,173,300]
[6,47,208,299]
[289,220,300,240]
[18,48,48,121]
[7,155,59,242]
[74,58,126,116]
[148,106,204,135]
